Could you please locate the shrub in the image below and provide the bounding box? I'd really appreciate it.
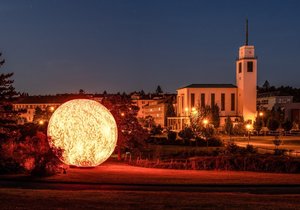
[167,131,177,142]
[207,137,224,147]
[0,129,63,176]
[178,127,194,141]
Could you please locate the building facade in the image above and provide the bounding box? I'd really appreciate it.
[257,94,293,111]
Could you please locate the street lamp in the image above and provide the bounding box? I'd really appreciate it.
[203,119,209,148]
[50,106,55,112]
[246,124,251,145]
[203,119,208,126]
[184,107,189,116]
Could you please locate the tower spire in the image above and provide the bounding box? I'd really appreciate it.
[245,18,248,46]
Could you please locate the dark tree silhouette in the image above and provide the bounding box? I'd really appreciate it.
[101,95,149,160]
[156,85,163,94]
[0,52,18,130]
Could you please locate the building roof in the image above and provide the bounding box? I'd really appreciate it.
[13,94,96,104]
[178,84,237,89]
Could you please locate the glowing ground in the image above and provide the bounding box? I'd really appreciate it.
[1,161,300,209]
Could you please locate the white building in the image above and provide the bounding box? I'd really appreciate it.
[168,21,257,130]
[257,93,293,111]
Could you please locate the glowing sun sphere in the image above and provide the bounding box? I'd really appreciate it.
[47,99,118,167]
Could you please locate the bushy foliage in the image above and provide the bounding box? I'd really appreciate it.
[167,130,177,142]
[178,127,194,141]
[232,122,247,135]
[267,118,280,131]
[101,95,149,159]
[150,124,163,135]
[282,120,293,131]
[225,142,257,155]
[0,125,63,176]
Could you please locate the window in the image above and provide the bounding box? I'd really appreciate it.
[181,95,184,111]
[221,93,225,111]
[191,93,195,108]
[247,61,253,72]
[238,62,242,73]
[211,93,215,107]
[231,93,235,111]
[201,93,205,108]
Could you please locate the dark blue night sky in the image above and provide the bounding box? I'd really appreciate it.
[0,0,300,94]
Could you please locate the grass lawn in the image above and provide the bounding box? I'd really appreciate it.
[1,188,300,209]
[2,161,300,209]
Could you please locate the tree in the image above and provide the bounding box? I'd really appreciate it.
[282,119,293,131]
[101,95,149,160]
[33,107,44,123]
[140,115,155,129]
[165,99,176,125]
[224,116,233,135]
[155,85,163,94]
[211,104,220,128]
[262,80,270,90]
[79,89,85,94]
[267,118,280,131]
[254,117,263,132]
[150,124,163,135]
[178,127,193,141]
[0,53,18,132]
[139,90,145,96]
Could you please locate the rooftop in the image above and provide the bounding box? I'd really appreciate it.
[178,84,237,89]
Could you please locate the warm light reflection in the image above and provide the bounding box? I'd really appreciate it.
[47,99,118,167]
[203,119,209,126]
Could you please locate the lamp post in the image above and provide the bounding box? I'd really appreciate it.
[203,119,209,148]
[246,124,251,145]
[259,111,265,126]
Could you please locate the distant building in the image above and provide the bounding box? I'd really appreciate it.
[13,94,101,124]
[257,92,293,111]
[168,21,257,131]
[131,93,176,127]
[284,103,300,123]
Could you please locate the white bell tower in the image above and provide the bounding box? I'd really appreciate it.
[236,19,257,124]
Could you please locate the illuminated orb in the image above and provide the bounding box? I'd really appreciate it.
[47,99,118,167]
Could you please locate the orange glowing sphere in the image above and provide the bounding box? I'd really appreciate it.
[47,99,118,167]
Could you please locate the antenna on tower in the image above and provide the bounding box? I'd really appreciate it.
[245,18,248,46]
